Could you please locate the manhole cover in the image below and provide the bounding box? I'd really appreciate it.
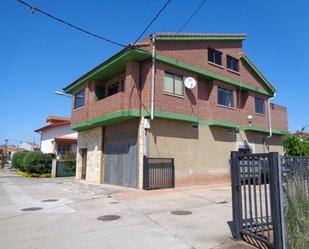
[97,215,120,221]
[110,201,119,204]
[21,207,43,211]
[171,210,192,215]
[41,199,59,202]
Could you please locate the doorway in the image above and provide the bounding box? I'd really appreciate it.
[81,148,87,180]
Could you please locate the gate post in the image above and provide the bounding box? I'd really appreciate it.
[231,151,242,240]
[269,152,284,249]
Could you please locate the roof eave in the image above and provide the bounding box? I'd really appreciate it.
[240,53,276,95]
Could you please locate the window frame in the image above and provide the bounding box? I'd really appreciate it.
[227,55,239,72]
[208,47,222,66]
[163,72,184,96]
[74,89,85,110]
[217,87,234,108]
[255,97,265,114]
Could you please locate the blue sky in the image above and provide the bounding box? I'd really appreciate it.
[1,0,308,145]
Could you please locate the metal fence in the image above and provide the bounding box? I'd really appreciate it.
[56,160,76,177]
[143,157,175,190]
[281,156,309,249]
[231,152,309,249]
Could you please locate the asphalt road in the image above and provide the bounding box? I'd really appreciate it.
[0,169,234,249]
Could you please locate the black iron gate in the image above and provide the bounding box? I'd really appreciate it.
[231,152,284,249]
[143,157,175,190]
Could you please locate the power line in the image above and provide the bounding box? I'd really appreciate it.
[133,0,173,44]
[177,0,207,33]
[17,0,127,47]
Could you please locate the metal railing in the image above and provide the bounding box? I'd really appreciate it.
[143,157,175,190]
[231,152,309,249]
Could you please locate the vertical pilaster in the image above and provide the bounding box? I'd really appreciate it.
[137,117,145,189]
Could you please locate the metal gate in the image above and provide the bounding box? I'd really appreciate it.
[143,157,175,190]
[231,152,284,249]
[104,141,137,188]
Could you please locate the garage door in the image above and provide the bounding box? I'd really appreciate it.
[104,141,137,188]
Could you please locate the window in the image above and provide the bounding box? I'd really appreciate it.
[255,97,265,114]
[218,87,234,107]
[57,144,71,156]
[95,85,105,101]
[74,89,85,109]
[227,55,239,72]
[208,48,222,65]
[107,81,122,97]
[164,72,184,96]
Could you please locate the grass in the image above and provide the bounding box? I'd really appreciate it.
[17,170,51,178]
[284,179,309,249]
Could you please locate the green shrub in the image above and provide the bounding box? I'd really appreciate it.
[60,159,76,173]
[63,151,76,160]
[12,151,28,171]
[23,152,52,174]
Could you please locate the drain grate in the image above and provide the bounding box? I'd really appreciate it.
[97,215,120,221]
[110,201,119,204]
[21,207,43,211]
[171,210,192,215]
[41,199,59,202]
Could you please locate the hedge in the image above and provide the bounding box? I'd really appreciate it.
[12,151,28,171]
[23,152,52,174]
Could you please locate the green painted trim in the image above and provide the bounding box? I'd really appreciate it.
[155,54,273,96]
[153,110,199,123]
[72,108,287,136]
[240,53,276,94]
[72,109,198,131]
[156,35,246,41]
[200,120,239,128]
[71,109,146,131]
[63,48,151,93]
[242,126,288,135]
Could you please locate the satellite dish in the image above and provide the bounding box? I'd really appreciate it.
[184,77,196,89]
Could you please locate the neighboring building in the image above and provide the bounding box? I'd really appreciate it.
[0,145,21,159]
[62,33,288,188]
[35,116,77,157]
[19,141,39,152]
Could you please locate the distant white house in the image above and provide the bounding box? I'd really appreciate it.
[35,116,77,157]
[19,141,39,152]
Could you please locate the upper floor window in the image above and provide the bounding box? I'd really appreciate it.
[208,48,222,66]
[107,81,123,97]
[218,87,234,107]
[74,89,85,109]
[164,72,184,96]
[227,55,239,72]
[255,97,265,114]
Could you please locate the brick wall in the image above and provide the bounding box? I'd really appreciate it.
[71,39,288,131]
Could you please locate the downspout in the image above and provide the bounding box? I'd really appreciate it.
[150,34,156,120]
[264,92,276,151]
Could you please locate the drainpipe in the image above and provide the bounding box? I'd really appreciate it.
[150,34,156,120]
[264,93,276,151]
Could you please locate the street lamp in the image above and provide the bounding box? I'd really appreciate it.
[54,91,72,98]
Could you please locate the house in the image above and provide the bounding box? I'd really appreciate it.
[62,33,288,189]
[19,141,39,152]
[0,145,21,159]
[35,116,77,157]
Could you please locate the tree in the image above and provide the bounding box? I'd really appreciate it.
[283,134,309,156]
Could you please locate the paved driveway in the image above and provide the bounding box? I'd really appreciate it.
[0,170,234,249]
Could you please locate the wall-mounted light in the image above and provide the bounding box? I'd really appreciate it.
[247,115,253,126]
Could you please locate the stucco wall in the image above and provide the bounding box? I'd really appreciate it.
[149,118,283,185]
[76,127,103,184]
[40,125,77,154]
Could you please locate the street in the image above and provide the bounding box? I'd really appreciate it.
[0,170,235,249]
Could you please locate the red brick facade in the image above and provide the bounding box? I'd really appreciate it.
[70,38,288,131]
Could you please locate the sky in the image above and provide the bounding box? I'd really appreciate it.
[1,0,308,146]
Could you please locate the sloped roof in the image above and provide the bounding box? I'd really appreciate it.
[35,116,71,133]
